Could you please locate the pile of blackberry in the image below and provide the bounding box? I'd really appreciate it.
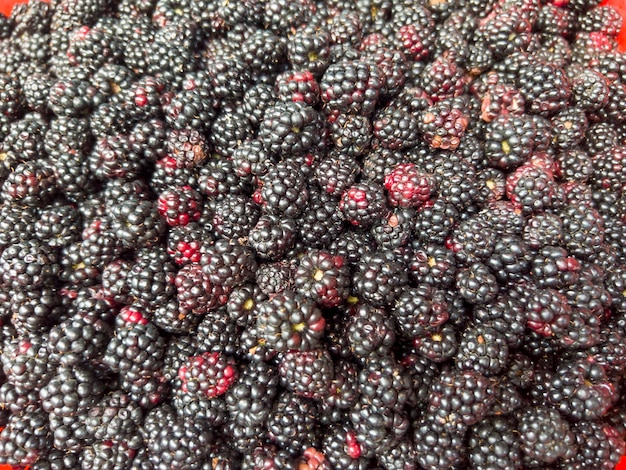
[1,0,626,468]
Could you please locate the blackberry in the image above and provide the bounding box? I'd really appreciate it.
[145,413,212,468]
[505,163,560,214]
[556,148,594,183]
[2,333,54,394]
[408,242,456,288]
[0,204,35,249]
[0,239,60,291]
[370,206,414,250]
[357,354,412,412]
[346,303,396,361]
[288,23,331,78]
[110,199,166,249]
[523,213,564,250]
[517,405,576,464]
[324,359,360,411]
[413,412,466,470]
[482,114,540,170]
[103,316,165,379]
[47,311,111,367]
[85,391,143,443]
[526,287,572,338]
[476,6,534,60]
[468,416,522,470]
[419,96,470,151]
[412,324,458,364]
[473,294,526,349]
[2,160,57,207]
[198,158,249,200]
[516,60,572,115]
[89,133,144,181]
[314,150,360,197]
[413,198,459,245]
[278,349,334,400]
[348,399,408,459]
[175,263,222,316]
[391,285,449,339]
[591,145,626,196]
[256,260,296,296]
[249,214,297,261]
[209,110,254,158]
[163,87,216,133]
[259,101,324,158]
[295,249,350,308]
[475,73,525,123]
[297,186,346,249]
[40,365,105,451]
[321,423,370,470]
[485,235,530,283]
[10,287,63,335]
[372,103,420,150]
[455,262,499,305]
[256,290,325,352]
[419,53,465,103]
[0,409,52,466]
[560,420,625,470]
[328,229,375,267]
[320,60,384,116]
[455,324,509,376]
[257,160,309,218]
[211,194,259,241]
[267,391,320,455]
[231,139,275,180]
[548,356,617,421]
[129,119,168,164]
[361,146,405,184]
[193,309,239,355]
[201,240,257,288]
[339,181,388,228]
[166,128,209,170]
[551,107,588,152]
[530,245,580,289]
[425,151,479,210]
[352,249,407,307]
[383,163,433,208]
[447,217,497,266]
[126,247,176,306]
[80,440,138,470]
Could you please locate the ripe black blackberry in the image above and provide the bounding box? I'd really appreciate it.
[40,365,105,451]
[530,245,580,288]
[357,354,413,413]
[455,324,509,377]
[10,287,63,335]
[518,405,576,464]
[468,416,521,470]
[556,148,594,183]
[110,199,166,250]
[413,412,466,470]
[248,214,297,261]
[426,367,495,434]
[517,60,572,116]
[369,207,413,250]
[163,87,216,133]
[560,203,605,260]
[408,242,456,288]
[343,301,394,358]
[297,186,345,250]
[314,150,360,197]
[561,420,625,470]
[474,73,525,123]
[320,60,384,116]
[2,160,57,208]
[278,349,334,400]
[255,260,297,296]
[371,103,420,151]
[211,194,260,241]
[523,213,564,250]
[47,311,111,367]
[425,151,479,210]
[255,289,325,352]
[201,239,257,288]
[0,408,52,466]
[294,249,350,308]
[551,107,588,152]
[126,246,176,307]
[2,333,55,396]
[413,198,459,245]
[145,412,212,468]
[447,217,497,266]
[349,399,409,459]
[455,262,499,305]
[175,263,222,316]
[485,235,530,284]
[85,390,143,444]
[129,118,168,164]
[591,145,626,196]
[0,203,33,250]
[321,422,370,469]
[103,316,165,379]
[361,146,404,185]
[391,285,449,339]
[266,390,320,455]
[88,133,144,181]
[482,114,536,170]
[197,157,251,200]
[412,324,458,364]
[352,249,407,307]
[209,111,254,159]
[0,239,60,291]
[419,96,470,151]
[257,160,309,218]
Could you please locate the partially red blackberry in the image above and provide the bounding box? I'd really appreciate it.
[177,351,237,399]
[257,160,309,218]
[517,405,576,464]
[419,96,470,151]
[561,419,625,469]
[320,60,384,116]
[383,163,433,208]
[530,245,580,288]
[294,249,350,308]
[419,53,466,103]
[321,422,370,470]
[255,290,326,352]
[339,181,388,228]
[157,185,203,227]
[266,391,320,455]
[1,160,57,207]
[175,263,223,317]
[352,249,407,307]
